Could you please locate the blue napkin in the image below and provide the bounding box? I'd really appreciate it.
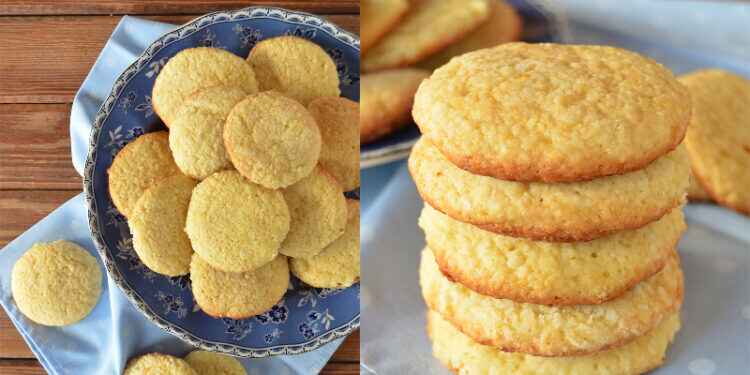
[1,16,342,375]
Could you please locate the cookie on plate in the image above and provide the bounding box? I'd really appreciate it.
[224,91,321,189]
[420,248,683,356]
[108,131,180,217]
[130,174,197,276]
[247,36,340,105]
[185,170,289,273]
[184,350,246,375]
[12,240,102,326]
[308,97,360,191]
[281,166,347,259]
[409,138,689,242]
[124,353,197,375]
[291,199,360,288]
[419,203,684,305]
[361,0,409,54]
[680,69,750,214]
[413,43,691,182]
[190,254,289,319]
[427,310,680,375]
[362,0,491,72]
[417,0,522,71]
[360,68,429,143]
[152,47,258,126]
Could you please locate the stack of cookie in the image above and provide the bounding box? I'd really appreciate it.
[409,43,691,374]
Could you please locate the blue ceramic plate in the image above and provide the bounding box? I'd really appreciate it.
[360,0,568,168]
[83,7,359,358]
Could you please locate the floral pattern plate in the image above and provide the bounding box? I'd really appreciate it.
[83,7,359,358]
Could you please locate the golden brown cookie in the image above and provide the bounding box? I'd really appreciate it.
[124,353,197,375]
[360,68,429,143]
[361,0,409,54]
[184,350,246,375]
[413,43,691,182]
[308,97,360,191]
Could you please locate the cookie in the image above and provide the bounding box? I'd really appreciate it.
[306,97,359,191]
[361,0,409,54]
[409,138,689,242]
[130,174,197,276]
[362,0,491,72]
[108,131,180,217]
[360,68,429,143]
[417,0,522,71]
[291,199,360,288]
[184,351,246,375]
[185,170,289,273]
[124,353,197,375]
[427,310,680,375]
[413,43,691,182]
[152,47,258,126]
[688,171,711,201]
[247,36,340,105]
[419,203,685,305]
[680,69,750,214]
[190,254,289,319]
[280,166,347,258]
[419,248,683,356]
[169,86,248,179]
[224,91,321,189]
[11,240,101,326]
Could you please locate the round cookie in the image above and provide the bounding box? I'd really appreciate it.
[417,0,522,71]
[409,138,689,242]
[308,97,360,191]
[12,240,101,326]
[152,47,258,126]
[361,0,409,54]
[224,91,322,189]
[420,204,685,305]
[362,0,491,72]
[420,248,683,356]
[281,166,347,258]
[124,353,197,375]
[247,36,340,105]
[680,69,750,214]
[291,199,360,288]
[190,254,289,319]
[428,310,681,375]
[130,174,197,276]
[108,131,180,217]
[413,43,691,182]
[185,170,289,273]
[184,351,246,375]
[360,69,429,143]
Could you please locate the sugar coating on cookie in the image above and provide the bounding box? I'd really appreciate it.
[409,138,690,242]
[308,97,360,191]
[420,248,683,356]
[185,171,289,273]
[152,47,258,126]
[427,310,680,375]
[362,0,490,71]
[124,353,197,375]
[108,131,181,218]
[130,174,197,276]
[224,92,322,189]
[184,350,246,375]
[680,69,750,214]
[420,204,685,305]
[360,68,429,143]
[414,43,691,182]
[190,254,289,319]
[175,85,250,120]
[281,166,347,258]
[291,199,360,288]
[247,36,340,105]
[11,240,102,326]
[361,0,409,53]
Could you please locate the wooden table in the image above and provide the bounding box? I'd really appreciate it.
[0,1,359,374]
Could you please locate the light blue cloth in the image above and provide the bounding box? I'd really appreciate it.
[0,16,342,375]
